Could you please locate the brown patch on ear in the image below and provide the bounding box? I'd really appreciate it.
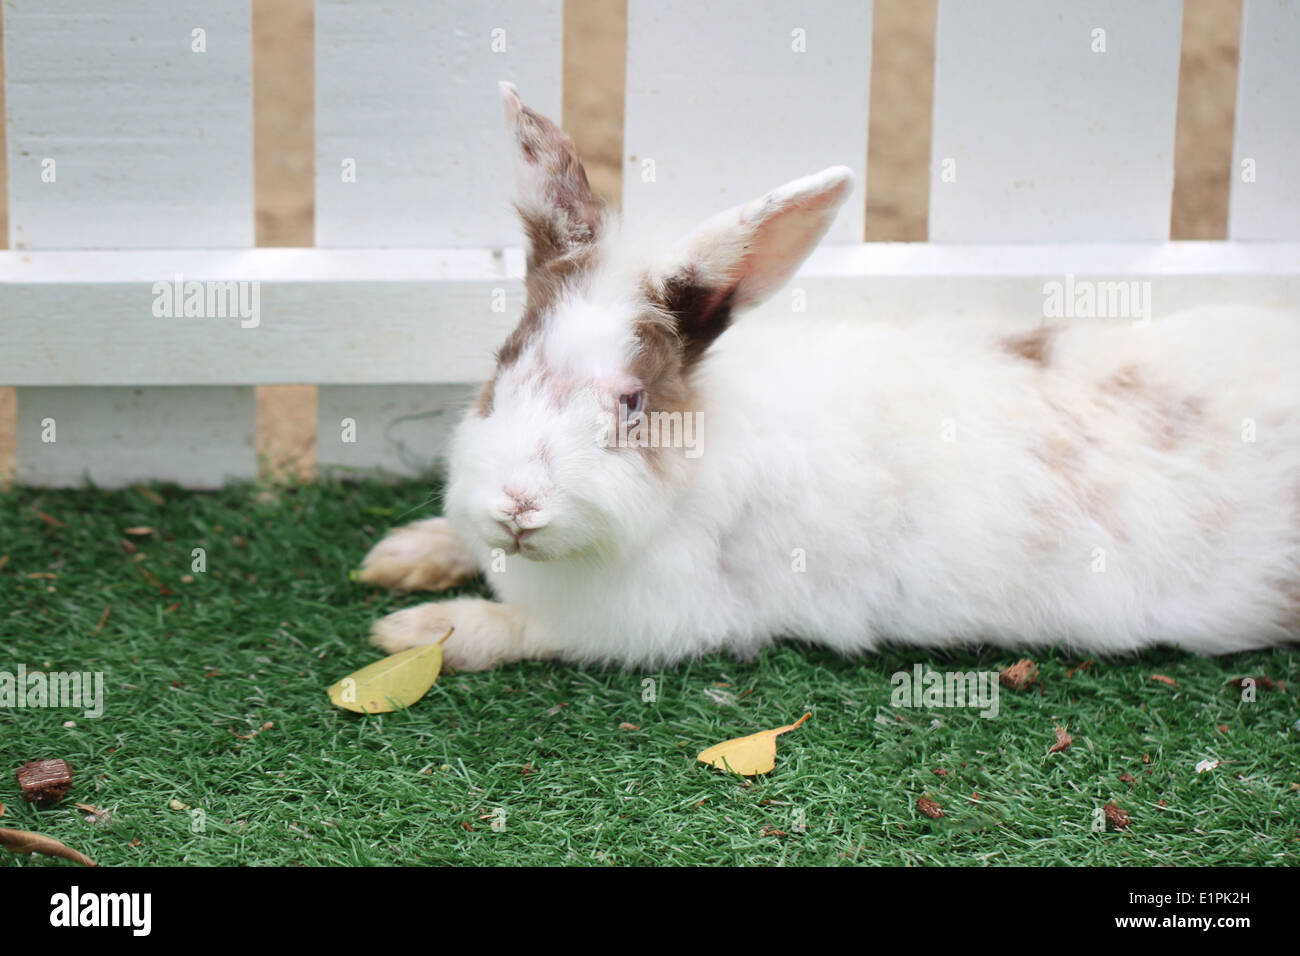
[1001,327,1057,367]
[511,104,601,264]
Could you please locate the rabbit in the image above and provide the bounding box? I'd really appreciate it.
[358,81,1300,672]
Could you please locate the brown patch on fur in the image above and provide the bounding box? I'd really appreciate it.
[1001,326,1057,367]
[496,243,599,373]
[473,378,495,418]
[626,312,697,476]
[1029,438,1127,544]
[1101,364,1207,451]
[1030,398,1125,542]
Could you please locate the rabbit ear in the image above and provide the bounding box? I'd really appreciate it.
[651,167,854,363]
[499,81,601,271]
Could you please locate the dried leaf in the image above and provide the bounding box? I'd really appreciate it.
[0,827,96,866]
[327,628,452,713]
[1103,803,1130,829]
[999,659,1039,691]
[618,722,640,731]
[1048,724,1072,754]
[123,526,155,536]
[33,510,64,528]
[132,485,166,506]
[1149,674,1176,686]
[1227,675,1278,691]
[697,713,811,776]
[1119,773,1136,784]
[917,796,944,819]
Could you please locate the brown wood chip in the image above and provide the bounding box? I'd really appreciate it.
[999,658,1039,690]
[1103,802,1130,829]
[917,796,944,819]
[16,759,74,804]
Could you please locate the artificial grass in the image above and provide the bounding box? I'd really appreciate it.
[0,479,1296,867]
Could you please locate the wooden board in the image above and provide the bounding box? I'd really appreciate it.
[3,0,255,487]
[623,0,872,242]
[1229,0,1300,239]
[3,242,1296,384]
[929,0,1183,241]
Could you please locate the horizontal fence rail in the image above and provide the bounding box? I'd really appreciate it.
[1,0,1298,487]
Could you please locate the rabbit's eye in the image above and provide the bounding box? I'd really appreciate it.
[619,390,646,419]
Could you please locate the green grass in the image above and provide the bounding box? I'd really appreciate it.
[1,479,1296,866]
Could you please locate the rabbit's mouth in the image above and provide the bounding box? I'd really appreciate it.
[492,521,553,560]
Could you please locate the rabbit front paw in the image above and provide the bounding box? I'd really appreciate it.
[369,597,536,672]
[358,517,480,592]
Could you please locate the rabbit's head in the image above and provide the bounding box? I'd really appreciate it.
[444,82,853,562]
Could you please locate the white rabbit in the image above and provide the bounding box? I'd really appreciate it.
[359,82,1300,671]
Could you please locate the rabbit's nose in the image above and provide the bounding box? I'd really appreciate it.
[506,495,535,520]
[502,487,540,518]
[494,490,549,533]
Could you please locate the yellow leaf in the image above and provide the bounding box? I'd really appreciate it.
[327,628,452,714]
[697,713,811,776]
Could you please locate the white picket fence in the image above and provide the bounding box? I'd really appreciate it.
[1,0,1297,487]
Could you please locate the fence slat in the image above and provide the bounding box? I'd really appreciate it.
[3,0,255,487]
[314,0,562,478]
[16,387,254,489]
[5,242,1296,383]
[929,0,1183,241]
[1229,0,1300,239]
[623,0,872,243]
